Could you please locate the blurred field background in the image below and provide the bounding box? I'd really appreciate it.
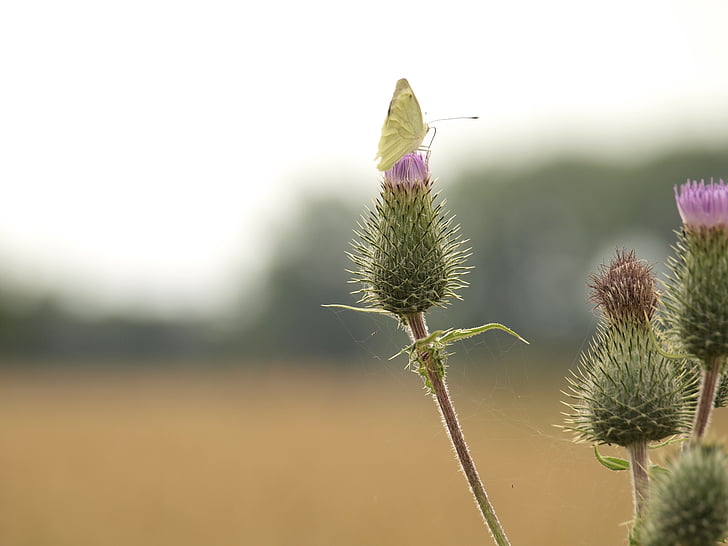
[0,364,640,546]
[1,361,726,546]
[4,2,728,545]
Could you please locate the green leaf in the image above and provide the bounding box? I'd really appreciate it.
[322,304,394,316]
[414,330,449,348]
[645,315,692,360]
[389,322,528,362]
[593,446,630,471]
[648,437,685,450]
[438,323,529,345]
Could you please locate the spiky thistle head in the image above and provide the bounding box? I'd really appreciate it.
[588,248,659,326]
[664,179,728,368]
[348,153,469,317]
[635,443,728,546]
[564,250,695,447]
[564,324,695,447]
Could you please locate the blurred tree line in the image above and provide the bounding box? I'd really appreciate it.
[1,148,726,364]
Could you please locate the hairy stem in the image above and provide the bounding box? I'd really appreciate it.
[406,312,511,546]
[691,358,723,445]
[627,441,649,520]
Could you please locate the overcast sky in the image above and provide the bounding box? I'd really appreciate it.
[2,0,728,317]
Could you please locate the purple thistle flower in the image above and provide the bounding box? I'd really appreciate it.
[383,152,430,191]
[675,179,728,229]
[350,149,468,315]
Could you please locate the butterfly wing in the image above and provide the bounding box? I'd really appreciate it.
[375,79,429,171]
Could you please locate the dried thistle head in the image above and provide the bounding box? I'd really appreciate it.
[588,248,658,326]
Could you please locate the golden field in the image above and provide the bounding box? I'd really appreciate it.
[0,362,721,546]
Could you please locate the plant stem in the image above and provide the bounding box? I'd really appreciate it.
[691,357,723,445]
[406,312,511,546]
[627,441,648,519]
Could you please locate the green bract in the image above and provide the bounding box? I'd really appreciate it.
[663,227,728,365]
[636,444,728,546]
[565,323,695,447]
[349,159,469,317]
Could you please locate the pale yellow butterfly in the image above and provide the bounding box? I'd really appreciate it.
[375,78,429,172]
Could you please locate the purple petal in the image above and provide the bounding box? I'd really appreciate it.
[675,179,728,228]
[384,153,430,190]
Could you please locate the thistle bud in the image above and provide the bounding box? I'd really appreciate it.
[636,444,728,546]
[588,249,659,326]
[349,153,468,317]
[664,179,728,366]
[564,250,694,447]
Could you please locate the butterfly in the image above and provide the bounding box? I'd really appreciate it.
[375,79,430,172]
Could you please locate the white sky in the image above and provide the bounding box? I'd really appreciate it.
[1,0,728,317]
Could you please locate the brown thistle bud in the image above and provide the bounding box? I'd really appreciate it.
[588,249,659,326]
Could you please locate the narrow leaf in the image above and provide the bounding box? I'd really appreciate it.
[593,446,630,471]
[322,304,393,316]
[439,323,529,345]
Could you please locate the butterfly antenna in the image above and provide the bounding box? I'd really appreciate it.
[428,116,479,123]
[424,116,476,148]
[426,126,437,148]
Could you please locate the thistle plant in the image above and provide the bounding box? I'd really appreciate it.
[663,179,728,443]
[625,179,728,546]
[329,152,526,546]
[563,250,695,520]
[562,180,728,544]
[349,153,468,317]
